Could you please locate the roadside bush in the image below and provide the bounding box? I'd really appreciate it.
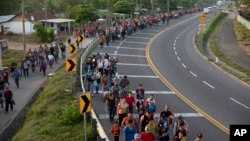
[47,28,55,42]
[202,13,227,50]
[59,101,82,125]
[33,21,48,42]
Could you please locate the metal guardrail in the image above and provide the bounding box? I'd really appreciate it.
[80,38,109,141]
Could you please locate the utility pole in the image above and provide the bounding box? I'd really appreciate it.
[22,0,26,57]
[45,0,47,28]
[151,0,154,14]
[167,0,169,14]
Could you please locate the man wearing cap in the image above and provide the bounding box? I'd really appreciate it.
[140,126,156,141]
[173,115,189,136]
[160,105,174,125]
[132,133,140,141]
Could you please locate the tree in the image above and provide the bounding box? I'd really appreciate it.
[75,4,99,24]
[33,21,48,42]
[47,28,55,42]
[113,0,135,14]
[0,0,20,15]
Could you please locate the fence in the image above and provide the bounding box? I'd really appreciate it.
[237,14,250,30]
[79,38,109,141]
[0,39,8,52]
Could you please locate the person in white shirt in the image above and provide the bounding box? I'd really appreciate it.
[47,53,54,68]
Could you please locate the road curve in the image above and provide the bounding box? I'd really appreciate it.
[147,10,250,138]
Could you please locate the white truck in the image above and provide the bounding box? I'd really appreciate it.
[203,8,209,14]
[217,1,222,6]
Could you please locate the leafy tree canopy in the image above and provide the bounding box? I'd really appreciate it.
[75,4,100,23]
[113,0,135,14]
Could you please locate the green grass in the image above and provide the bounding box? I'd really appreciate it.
[2,49,24,68]
[1,49,98,140]
[196,12,250,84]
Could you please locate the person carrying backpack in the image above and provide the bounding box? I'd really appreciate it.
[173,116,189,136]
[110,83,122,99]
[85,70,94,96]
[157,114,169,141]
[119,75,129,89]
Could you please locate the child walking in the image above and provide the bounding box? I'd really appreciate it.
[109,121,120,141]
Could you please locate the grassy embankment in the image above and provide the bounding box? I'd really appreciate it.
[195,12,250,85]
[2,49,98,141]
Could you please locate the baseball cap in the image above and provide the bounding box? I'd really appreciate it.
[134,133,140,139]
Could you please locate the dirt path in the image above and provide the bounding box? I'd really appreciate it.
[8,41,41,50]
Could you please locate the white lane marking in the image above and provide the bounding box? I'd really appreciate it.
[177,57,181,61]
[97,90,175,95]
[132,91,175,95]
[119,42,122,45]
[175,51,178,55]
[173,47,176,50]
[117,75,158,78]
[106,46,145,50]
[117,63,149,66]
[93,53,146,58]
[182,63,187,68]
[189,71,197,77]
[146,29,162,32]
[123,41,147,44]
[173,43,176,46]
[176,36,179,39]
[174,40,177,43]
[128,37,151,39]
[136,33,155,35]
[99,113,203,120]
[202,81,215,89]
[114,50,117,55]
[230,98,249,109]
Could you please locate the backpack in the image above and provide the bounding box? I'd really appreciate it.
[112,86,120,98]
[173,120,189,135]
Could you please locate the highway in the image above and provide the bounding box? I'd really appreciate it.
[148,10,250,132]
[90,12,234,141]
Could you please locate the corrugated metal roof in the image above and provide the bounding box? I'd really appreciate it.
[40,18,74,23]
[0,15,16,23]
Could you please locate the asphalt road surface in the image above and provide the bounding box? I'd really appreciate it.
[90,11,232,141]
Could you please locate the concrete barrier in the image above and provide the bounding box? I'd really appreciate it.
[79,38,109,141]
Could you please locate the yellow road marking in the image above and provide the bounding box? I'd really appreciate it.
[145,15,230,134]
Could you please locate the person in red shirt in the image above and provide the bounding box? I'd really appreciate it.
[140,126,156,141]
[2,68,9,86]
[126,92,135,113]
[4,87,13,113]
[109,121,120,141]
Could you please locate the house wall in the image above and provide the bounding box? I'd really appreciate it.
[0,21,33,35]
[1,15,34,35]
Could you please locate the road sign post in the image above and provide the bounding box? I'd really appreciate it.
[199,13,206,52]
[200,13,206,23]
[77,35,84,48]
[66,58,76,72]
[199,24,206,31]
[66,58,76,93]
[79,93,91,141]
[68,43,77,54]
